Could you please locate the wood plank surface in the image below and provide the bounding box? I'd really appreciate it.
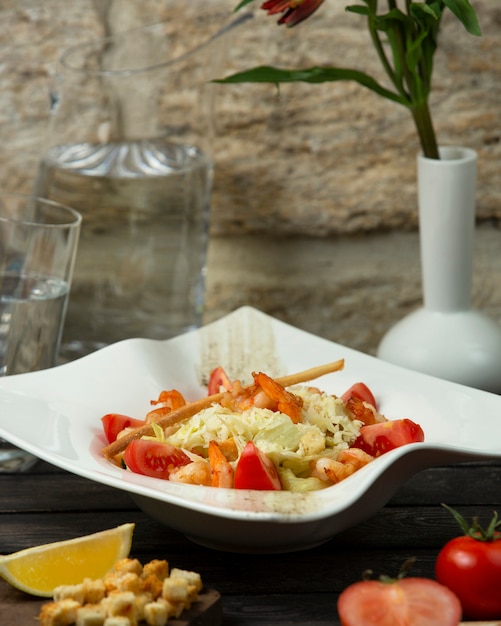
[1,460,501,624]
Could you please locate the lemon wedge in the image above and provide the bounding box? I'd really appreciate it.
[0,523,134,597]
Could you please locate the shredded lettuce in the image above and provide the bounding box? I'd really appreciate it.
[165,387,362,477]
[279,468,329,493]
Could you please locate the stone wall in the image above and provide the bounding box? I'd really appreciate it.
[1,0,500,236]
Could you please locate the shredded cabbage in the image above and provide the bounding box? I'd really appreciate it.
[166,386,362,474]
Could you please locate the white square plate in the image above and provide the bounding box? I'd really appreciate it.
[1,307,500,553]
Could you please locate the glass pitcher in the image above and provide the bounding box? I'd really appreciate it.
[33,12,250,360]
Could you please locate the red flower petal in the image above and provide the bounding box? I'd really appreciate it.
[261,0,325,27]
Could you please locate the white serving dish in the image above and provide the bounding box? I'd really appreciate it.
[1,306,500,553]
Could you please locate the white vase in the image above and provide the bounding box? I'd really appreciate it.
[377,146,501,394]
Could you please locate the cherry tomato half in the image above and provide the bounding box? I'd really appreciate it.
[234,441,282,491]
[123,439,191,480]
[436,531,501,619]
[341,382,377,409]
[101,413,146,444]
[208,366,232,395]
[353,418,424,457]
[337,577,462,626]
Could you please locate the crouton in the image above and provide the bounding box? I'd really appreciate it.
[170,568,202,595]
[39,599,81,626]
[141,575,163,600]
[75,604,107,626]
[53,583,86,605]
[161,577,189,604]
[143,598,171,626]
[103,617,131,626]
[113,573,143,594]
[141,560,168,581]
[104,591,136,625]
[38,557,203,626]
[82,578,106,604]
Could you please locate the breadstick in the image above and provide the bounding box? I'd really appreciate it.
[102,392,225,460]
[270,359,344,388]
[102,359,344,460]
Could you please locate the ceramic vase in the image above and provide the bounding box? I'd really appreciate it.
[377,146,501,394]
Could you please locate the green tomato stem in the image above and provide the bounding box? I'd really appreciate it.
[442,503,501,542]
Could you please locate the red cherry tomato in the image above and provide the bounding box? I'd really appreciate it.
[101,413,146,444]
[208,366,232,395]
[353,418,424,457]
[337,577,462,626]
[234,441,282,491]
[341,382,377,409]
[123,439,191,480]
[435,506,501,620]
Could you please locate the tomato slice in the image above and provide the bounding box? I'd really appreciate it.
[208,366,232,395]
[353,418,424,456]
[337,577,462,626]
[101,413,146,444]
[341,382,377,409]
[123,439,191,480]
[234,441,282,491]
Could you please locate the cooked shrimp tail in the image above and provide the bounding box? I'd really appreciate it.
[312,448,374,484]
[252,371,304,424]
[146,389,186,422]
[208,440,234,488]
[169,460,212,486]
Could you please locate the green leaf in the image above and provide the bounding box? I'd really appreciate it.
[234,0,255,10]
[345,5,370,17]
[215,65,407,105]
[443,0,481,35]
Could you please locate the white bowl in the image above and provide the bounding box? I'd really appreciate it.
[1,306,500,553]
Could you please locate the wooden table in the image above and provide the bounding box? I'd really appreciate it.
[2,458,501,624]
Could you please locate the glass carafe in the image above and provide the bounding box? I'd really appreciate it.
[34,13,249,359]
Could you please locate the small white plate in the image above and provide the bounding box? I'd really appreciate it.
[1,306,500,553]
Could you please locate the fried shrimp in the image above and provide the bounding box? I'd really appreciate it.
[252,371,304,423]
[169,460,212,486]
[312,448,374,484]
[344,396,383,426]
[220,371,304,423]
[208,440,234,488]
[146,390,186,422]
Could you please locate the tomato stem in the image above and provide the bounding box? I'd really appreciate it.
[442,503,501,542]
[367,557,417,584]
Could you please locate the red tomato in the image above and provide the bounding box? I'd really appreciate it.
[341,382,377,409]
[101,413,146,444]
[353,418,424,456]
[337,577,462,626]
[234,441,282,491]
[208,366,232,395]
[123,439,191,480]
[435,507,501,620]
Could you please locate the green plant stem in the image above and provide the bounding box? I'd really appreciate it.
[411,100,439,159]
[368,16,401,95]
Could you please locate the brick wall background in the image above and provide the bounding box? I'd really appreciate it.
[1,0,500,236]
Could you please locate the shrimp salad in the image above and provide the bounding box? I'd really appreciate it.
[101,365,425,492]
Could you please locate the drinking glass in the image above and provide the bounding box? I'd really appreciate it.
[0,193,81,472]
[33,14,248,360]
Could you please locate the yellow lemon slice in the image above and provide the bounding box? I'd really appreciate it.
[0,523,134,597]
